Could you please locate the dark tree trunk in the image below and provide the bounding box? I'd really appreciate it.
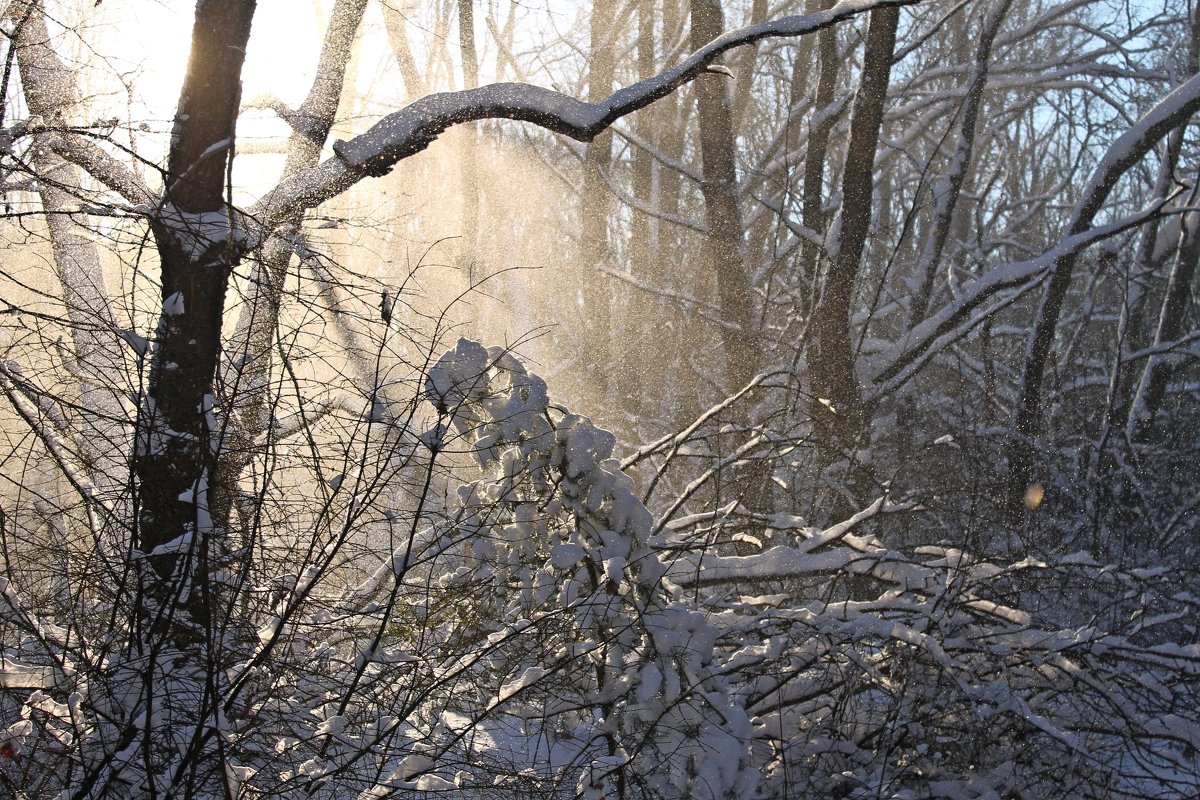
[691,0,758,391]
[798,0,840,306]
[1130,222,1200,440]
[807,5,899,457]
[623,0,657,411]
[655,0,706,430]
[909,0,1011,326]
[136,1,257,577]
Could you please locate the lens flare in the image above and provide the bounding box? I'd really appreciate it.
[1024,483,1046,510]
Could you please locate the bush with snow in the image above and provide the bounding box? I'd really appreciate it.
[1,341,1197,799]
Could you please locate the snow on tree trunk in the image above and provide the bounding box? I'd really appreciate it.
[135,0,257,573]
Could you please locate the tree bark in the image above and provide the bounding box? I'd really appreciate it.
[457,0,481,281]
[799,0,841,307]
[656,0,704,430]
[136,0,257,572]
[807,5,899,456]
[1126,201,1200,441]
[909,0,1011,326]
[691,0,759,391]
[581,0,619,401]
[623,0,657,411]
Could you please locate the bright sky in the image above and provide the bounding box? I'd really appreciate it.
[107,1,325,108]
[64,0,585,204]
[81,0,329,201]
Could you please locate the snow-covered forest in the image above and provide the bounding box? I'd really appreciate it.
[0,0,1198,797]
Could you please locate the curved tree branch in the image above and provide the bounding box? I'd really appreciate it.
[45,132,155,206]
[253,0,917,223]
[1006,69,1200,509]
[865,199,1179,403]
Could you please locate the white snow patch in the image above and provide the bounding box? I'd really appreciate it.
[158,202,248,261]
[496,666,546,705]
[550,543,585,569]
[119,329,149,356]
[162,291,185,315]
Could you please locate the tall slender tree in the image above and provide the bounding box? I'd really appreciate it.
[691,0,759,391]
[807,5,899,465]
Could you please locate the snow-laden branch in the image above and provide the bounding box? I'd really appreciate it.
[865,199,1178,401]
[252,0,916,223]
[45,133,155,206]
[664,497,912,588]
[1068,71,1200,233]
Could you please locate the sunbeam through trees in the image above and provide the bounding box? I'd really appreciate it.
[0,0,1198,798]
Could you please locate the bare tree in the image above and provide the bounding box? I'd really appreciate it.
[3,1,1200,798]
[691,0,759,391]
